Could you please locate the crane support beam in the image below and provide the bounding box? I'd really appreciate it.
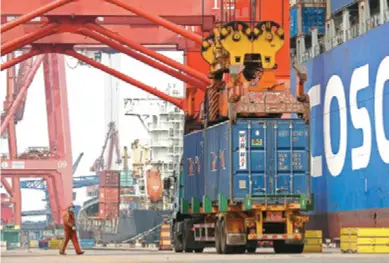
[105,0,203,44]
[77,28,207,88]
[1,49,41,71]
[1,23,60,56]
[1,0,213,19]
[4,44,184,109]
[1,178,14,198]
[1,0,74,33]
[63,49,185,109]
[0,55,44,135]
[1,16,214,27]
[82,24,210,87]
[0,159,65,171]
[14,53,34,122]
[1,24,201,49]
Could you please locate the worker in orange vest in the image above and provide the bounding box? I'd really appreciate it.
[59,203,84,255]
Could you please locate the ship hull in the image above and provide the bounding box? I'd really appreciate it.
[291,22,389,239]
[94,209,171,244]
[78,199,171,244]
[308,208,389,239]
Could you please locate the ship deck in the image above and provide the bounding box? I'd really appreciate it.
[2,248,388,263]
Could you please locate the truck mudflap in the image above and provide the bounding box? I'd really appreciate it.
[226,233,246,246]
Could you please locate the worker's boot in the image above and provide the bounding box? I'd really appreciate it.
[59,251,67,255]
[77,251,85,255]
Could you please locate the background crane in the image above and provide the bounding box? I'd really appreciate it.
[90,53,122,173]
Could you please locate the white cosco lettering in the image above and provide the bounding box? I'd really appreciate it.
[309,55,389,177]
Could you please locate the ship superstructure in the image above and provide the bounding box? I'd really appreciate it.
[124,84,185,210]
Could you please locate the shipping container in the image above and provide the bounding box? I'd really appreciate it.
[98,202,119,219]
[120,195,137,203]
[120,171,134,187]
[290,22,389,239]
[120,187,136,196]
[183,129,204,201]
[99,188,119,203]
[290,6,325,37]
[1,228,21,246]
[183,119,310,204]
[98,170,120,187]
[331,0,356,14]
[290,7,298,38]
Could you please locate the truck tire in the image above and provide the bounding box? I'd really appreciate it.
[219,219,233,254]
[233,246,246,254]
[194,248,204,253]
[246,247,256,253]
[246,241,257,253]
[215,220,222,254]
[182,226,193,253]
[273,240,304,254]
[173,223,183,253]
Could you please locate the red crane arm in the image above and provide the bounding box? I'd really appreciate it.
[0,56,44,135]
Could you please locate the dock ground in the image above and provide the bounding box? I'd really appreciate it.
[1,248,388,263]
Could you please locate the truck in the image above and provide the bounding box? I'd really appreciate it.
[171,0,313,255]
[171,118,312,254]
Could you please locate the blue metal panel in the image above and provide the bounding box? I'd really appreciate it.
[290,23,389,214]
[232,120,266,198]
[331,0,357,14]
[204,121,231,201]
[231,119,310,200]
[183,130,204,201]
[301,7,326,35]
[290,7,298,38]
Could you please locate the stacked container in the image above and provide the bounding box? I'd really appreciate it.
[119,170,137,211]
[98,171,120,219]
[290,4,326,38]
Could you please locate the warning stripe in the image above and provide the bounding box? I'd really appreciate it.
[255,234,302,240]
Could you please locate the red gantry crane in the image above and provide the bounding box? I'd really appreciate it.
[0,0,299,226]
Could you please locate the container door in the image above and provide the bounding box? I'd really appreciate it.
[269,120,309,195]
[232,121,268,198]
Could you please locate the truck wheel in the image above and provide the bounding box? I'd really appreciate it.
[194,248,204,253]
[215,220,222,254]
[234,246,246,254]
[220,219,233,254]
[182,222,193,253]
[246,247,256,253]
[273,241,304,254]
[288,244,304,254]
[173,223,183,253]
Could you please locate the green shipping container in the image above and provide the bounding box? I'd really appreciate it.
[120,181,133,187]
[1,229,21,249]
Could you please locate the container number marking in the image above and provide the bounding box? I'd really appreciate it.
[239,131,247,170]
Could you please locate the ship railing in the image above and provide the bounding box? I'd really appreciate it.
[385,10,389,23]
[294,9,389,63]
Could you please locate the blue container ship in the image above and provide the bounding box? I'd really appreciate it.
[290,2,389,239]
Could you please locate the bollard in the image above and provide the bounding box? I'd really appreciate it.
[303,230,323,253]
[158,217,172,251]
[341,228,389,254]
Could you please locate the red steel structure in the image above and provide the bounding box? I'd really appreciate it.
[0,0,267,225]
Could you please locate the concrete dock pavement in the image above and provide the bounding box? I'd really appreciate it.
[1,248,388,263]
